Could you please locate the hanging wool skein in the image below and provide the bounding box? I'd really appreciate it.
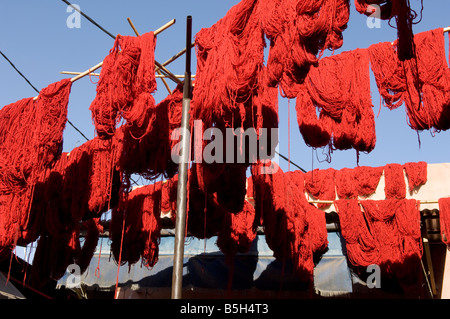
[113,55,181,182]
[438,197,450,246]
[335,168,358,199]
[192,120,252,214]
[259,0,350,95]
[295,48,376,153]
[110,182,162,268]
[0,79,72,259]
[321,165,384,200]
[90,32,158,139]
[304,168,336,209]
[368,29,450,131]
[360,199,422,290]
[165,84,185,178]
[403,161,427,194]
[251,163,328,282]
[113,97,170,182]
[216,200,257,257]
[353,165,383,197]
[187,164,227,239]
[401,29,450,131]
[193,0,282,201]
[336,198,422,289]
[161,174,178,223]
[31,215,103,288]
[383,163,407,199]
[335,199,379,268]
[192,0,265,131]
[354,0,418,61]
[28,136,121,286]
[48,136,120,222]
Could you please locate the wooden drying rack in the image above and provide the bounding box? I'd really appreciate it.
[33,18,186,100]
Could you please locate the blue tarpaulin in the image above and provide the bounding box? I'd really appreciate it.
[57,231,355,298]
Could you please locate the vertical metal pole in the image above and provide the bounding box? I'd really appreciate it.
[171,15,192,300]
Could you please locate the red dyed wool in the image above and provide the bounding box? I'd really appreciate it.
[192,1,281,195]
[25,136,119,256]
[353,165,383,197]
[31,216,103,287]
[304,168,336,209]
[187,164,226,239]
[335,199,379,267]
[161,174,178,223]
[360,200,403,270]
[401,29,450,131]
[355,0,416,61]
[30,217,102,287]
[30,228,80,287]
[113,82,186,182]
[113,98,170,181]
[251,164,327,281]
[295,90,332,148]
[217,200,257,256]
[336,198,422,282]
[110,183,162,268]
[439,198,450,246]
[90,32,157,139]
[76,218,103,274]
[368,29,450,131]
[192,118,250,213]
[335,168,358,199]
[360,199,422,285]
[259,0,350,94]
[384,163,406,199]
[57,137,119,221]
[26,136,120,284]
[192,0,265,131]
[335,165,384,199]
[0,79,71,258]
[165,84,185,177]
[296,48,376,153]
[403,161,427,193]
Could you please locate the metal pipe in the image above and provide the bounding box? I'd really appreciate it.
[171,15,192,300]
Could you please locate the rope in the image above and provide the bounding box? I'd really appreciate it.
[60,0,116,40]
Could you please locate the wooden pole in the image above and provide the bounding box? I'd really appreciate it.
[156,42,195,72]
[33,19,177,100]
[154,19,176,36]
[70,61,104,83]
[60,71,193,78]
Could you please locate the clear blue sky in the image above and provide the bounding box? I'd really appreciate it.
[0,0,449,176]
